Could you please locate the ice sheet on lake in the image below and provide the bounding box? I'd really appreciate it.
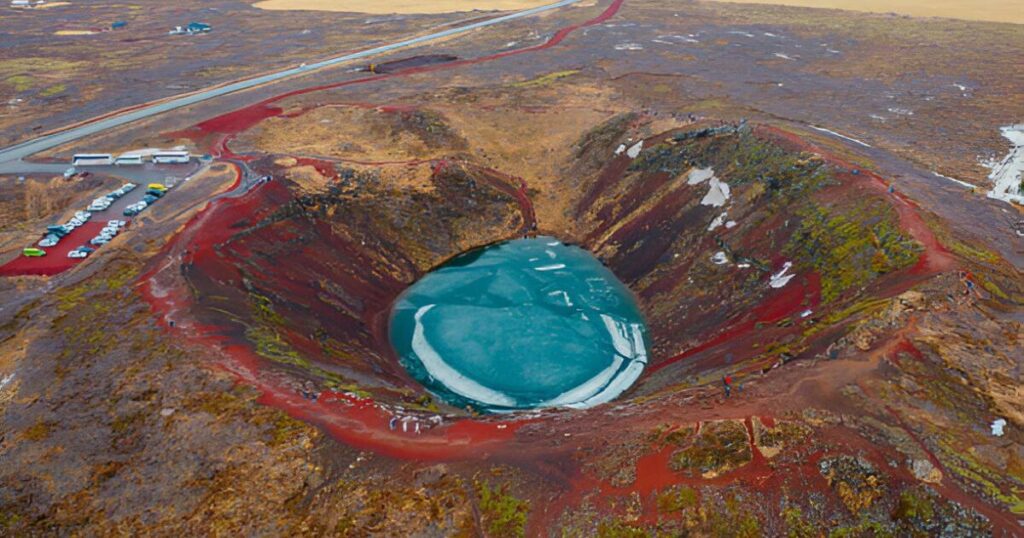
[412,305,517,407]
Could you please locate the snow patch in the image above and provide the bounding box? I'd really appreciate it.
[725,220,737,229]
[773,52,796,61]
[810,125,872,148]
[770,261,795,288]
[701,177,731,207]
[931,171,975,190]
[708,212,728,231]
[991,418,1006,437]
[711,251,729,265]
[614,42,644,51]
[614,143,626,156]
[626,141,643,159]
[0,373,13,391]
[985,124,1024,205]
[687,167,715,185]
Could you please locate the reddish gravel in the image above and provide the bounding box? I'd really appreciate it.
[0,221,108,276]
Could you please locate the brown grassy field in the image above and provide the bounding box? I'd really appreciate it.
[252,0,554,14]
[702,0,1024,24]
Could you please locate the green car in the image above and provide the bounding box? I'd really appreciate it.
[23,247,46,257]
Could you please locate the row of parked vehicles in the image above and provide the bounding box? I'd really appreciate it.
[123,183,168,216]
[21,182,151,258]
[88,183,138,212]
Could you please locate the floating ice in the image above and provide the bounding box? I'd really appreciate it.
[991,418,1006,437]
[770,261,795,288]
[626,141,644,158]
[535,263,566,271]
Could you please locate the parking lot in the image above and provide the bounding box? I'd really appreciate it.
[0,179,171,277]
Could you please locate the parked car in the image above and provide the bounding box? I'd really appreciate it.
[68,249,89,259]
[90,237,109,246]
[147,183,168,192]
[70,217,85,227]
[145,188,165,198]
[122,183,137,191]
[142,194,159,205]
[107,220,126,228]
[75,211,91,220]
[38,235,59,247]
[22,247,46,257]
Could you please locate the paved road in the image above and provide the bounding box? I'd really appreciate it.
[0,0,580,169]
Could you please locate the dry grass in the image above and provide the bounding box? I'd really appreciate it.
[252,0,553,14]
[701,0,1024,24]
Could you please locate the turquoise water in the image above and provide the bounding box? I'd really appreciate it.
[389,237,649,412]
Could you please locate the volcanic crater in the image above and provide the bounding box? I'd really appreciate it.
[149,108,941,436]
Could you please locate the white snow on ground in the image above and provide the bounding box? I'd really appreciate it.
[701,177,731,207]
[412,305,517,407]
[725,220,737,229]
[651,39,674,45]
[984,124,1024,205]
[711,251,729,265]
[770,261,795,288]
[0,373,13,391]
[887,107,914,116]
[773,52,796,61]
[810,125,872,148]
[728,30,755,38]
[535,263,566,271]
[932,171,976,189]
[614,42,644,51]
[614,143,626,156]
[991,418,1007,436]
[708,212,727,231]
[626,141,644,158]
[800,309,813,318]
[687,167,715,185]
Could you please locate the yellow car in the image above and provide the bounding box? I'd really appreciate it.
[147,183,168,192]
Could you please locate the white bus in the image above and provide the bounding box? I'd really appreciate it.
[152,151,190,164]
[114,154,144,166]
[72,154,113,166]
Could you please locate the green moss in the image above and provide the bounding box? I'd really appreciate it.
[707,496,761,538]
[670,420,751,476]
[656,485,699,513]
[786,201,921,303]
[893,489,935,523]
[477,481,529,538]
[512,70,579,88]
[944,237,1001,265]
[596,519,650,538]
[39,83,66,97]
[782,506,817,538]
[827,518,893,538]
[5,74,34,92]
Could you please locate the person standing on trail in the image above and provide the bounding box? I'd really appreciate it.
[723,375,732,398]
